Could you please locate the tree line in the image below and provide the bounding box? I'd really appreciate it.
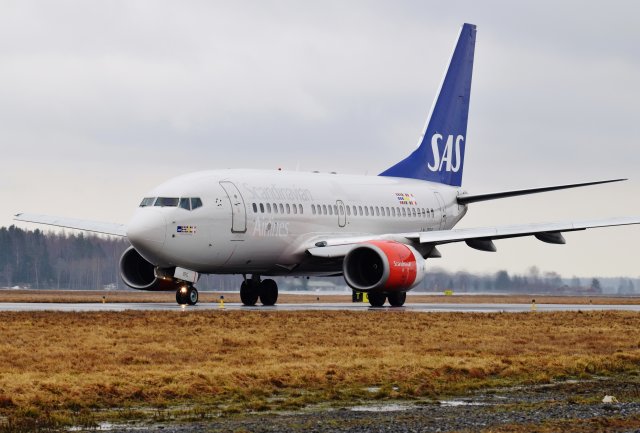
[0,226,636,294]
[0,226,129,290]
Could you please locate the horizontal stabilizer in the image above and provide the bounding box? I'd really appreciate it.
[14,213,127,237]
[457,179,626,205]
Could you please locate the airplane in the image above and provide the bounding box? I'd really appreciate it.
[15,23,640,307]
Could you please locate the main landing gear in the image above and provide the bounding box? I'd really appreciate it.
[368,291,407,308]
[176,285,199,306]
[240,276,279,306]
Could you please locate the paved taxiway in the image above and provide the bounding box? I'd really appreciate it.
[1,302,640,313]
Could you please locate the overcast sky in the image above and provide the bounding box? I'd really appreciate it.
[1,1,639,278]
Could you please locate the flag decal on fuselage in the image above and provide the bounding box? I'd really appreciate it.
[395,193,417,205]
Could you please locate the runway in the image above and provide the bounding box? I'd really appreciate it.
[1,302,640,313]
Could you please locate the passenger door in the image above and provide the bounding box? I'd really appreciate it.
[336,200,346,227]
[434,191,447,230]
[219,181,247,233]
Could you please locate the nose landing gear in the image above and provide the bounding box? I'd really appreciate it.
[176,285,199,306]
[240,276,279,306]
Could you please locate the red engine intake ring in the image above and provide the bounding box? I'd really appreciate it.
[343,240,419,292]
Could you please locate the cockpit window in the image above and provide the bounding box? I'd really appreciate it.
[139,197,156,207]
[191,197,203,210]
[154,197,179,207]
[179,198,191,210]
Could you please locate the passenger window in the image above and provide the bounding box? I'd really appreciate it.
[191,198,203,210]
[311,204,316,215]
[299,204,303,214]
[401,208,406,217]
[322,205,327,215]
[279,203,284,213]
[391,208,396,217]
[339,205,344,215]
[412,208,417,217]
[260,203,265,213]
[358,206,363,215]
[179,198,191,210]
[286,204,291,214]
[328,205,333,215]
[273,203,278,214]
[252,203,257,213]
[293,204,297,214]
[346,206,351,216]
[365,207,369,216]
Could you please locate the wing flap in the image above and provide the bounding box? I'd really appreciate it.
[14,213,127,237]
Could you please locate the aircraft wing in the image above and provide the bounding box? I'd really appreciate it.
[306,216,640,258]
[14,213,127,237]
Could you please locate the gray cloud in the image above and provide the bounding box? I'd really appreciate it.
[2,0,639,277]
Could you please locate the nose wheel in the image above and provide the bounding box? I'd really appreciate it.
[176,285,199,306]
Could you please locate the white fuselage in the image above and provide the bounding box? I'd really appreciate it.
[127,169,468,276]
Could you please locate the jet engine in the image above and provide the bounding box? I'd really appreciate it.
[119,246,177,291]
[343,240,426,292]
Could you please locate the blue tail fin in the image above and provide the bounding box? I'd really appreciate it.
[379,23,476,187]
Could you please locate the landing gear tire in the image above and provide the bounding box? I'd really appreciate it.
[368,291,386,307]
[259,279,278,306]
[186,286,199,306]
[176,290,187,305]
[387,291,406,307]
[176,285,198,306]
[240,280,259,306]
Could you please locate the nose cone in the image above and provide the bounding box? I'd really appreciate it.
[126,210,167,260]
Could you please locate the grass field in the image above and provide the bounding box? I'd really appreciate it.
[1,309,640,431]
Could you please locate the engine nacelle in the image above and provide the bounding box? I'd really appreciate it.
[119,246,177,291]
[343,241,426,292]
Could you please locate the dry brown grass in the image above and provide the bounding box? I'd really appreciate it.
[1,289,639,304]
[0,309,640,430]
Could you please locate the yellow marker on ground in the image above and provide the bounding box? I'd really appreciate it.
[219,296,225,309]
[531,299,537,311]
